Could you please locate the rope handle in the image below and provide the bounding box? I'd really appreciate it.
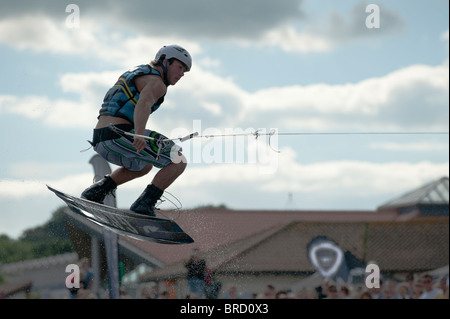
[108,124,199,143]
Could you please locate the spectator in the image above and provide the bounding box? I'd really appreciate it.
[382,279,398,299]
[224,286,240,299]
[317,278,331,299]
[434,277,448,299]
[77,288,98,299]
[295,287,318,299]
[338,284,351,299]
[184,248,207,299]
[324,283,338,299]
[359,290,372,299]
[159,291,170,299]
[263,284,276,299]
[79,257,95,291]
[305,287,318,299]
[368,277,383,299]
[140,286,151,299]
[140,283,159,299]
[186,292,200,299]
[257,284,276,299]
[119,286,132,299]
[410,280,424,299]
[419,274,443,299]
[275,290,289,299]
[350,284,366,299]
[204,267,222,299]
[405,272,415,295]
[396,282,411,299]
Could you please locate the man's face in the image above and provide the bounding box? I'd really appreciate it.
[422,277,433,291]
[167,59,186,85]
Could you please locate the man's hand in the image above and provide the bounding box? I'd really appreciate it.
[132,136,147,153]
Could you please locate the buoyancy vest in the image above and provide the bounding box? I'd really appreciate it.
[98,64,167,124]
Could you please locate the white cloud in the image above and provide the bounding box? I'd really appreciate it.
[0,179,46,198]
[233,2,406,53]
[0,94,97,128]
[0,1,407,59]
[370,141,449,152]
[0,14,202,70]
[245,25,332,53]
[126,155,450,209]
[0,15,99,54]
[1,60,447,133]
[441,29,449,42]
[2,151,448,205]
[0,95,49,119]
[197,56,222,70]
[0,173,93,199]
[8,162,88,180]
[200,102,223,116]
[304,2,405,46]
[239,63,449,130]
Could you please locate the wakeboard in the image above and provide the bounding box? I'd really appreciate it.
[47,185,194,245]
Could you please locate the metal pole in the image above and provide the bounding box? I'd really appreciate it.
[89,155,120,299]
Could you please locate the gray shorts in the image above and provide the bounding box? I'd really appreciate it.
[94,129,182,171]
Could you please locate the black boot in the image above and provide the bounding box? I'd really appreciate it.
[130,184,163,217]
[81,175,117,204]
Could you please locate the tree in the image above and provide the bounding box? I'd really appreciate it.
[0,207,74,264]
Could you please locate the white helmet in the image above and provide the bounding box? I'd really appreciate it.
[155,45,192,72]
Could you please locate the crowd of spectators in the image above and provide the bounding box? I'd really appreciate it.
[217,272,448,300]
[71,257,448,299]
[73,271,448,299]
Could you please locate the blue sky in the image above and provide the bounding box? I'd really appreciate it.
[0,0,448,239]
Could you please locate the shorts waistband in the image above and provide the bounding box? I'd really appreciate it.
[90,124,134,146]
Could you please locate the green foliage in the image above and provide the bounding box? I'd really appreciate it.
[195,203,228,209]
[0,207,74,264]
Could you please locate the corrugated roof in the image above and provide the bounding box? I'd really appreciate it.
[365,219,449,271]
[141,217,449,281]
[378,176,449,209]
[122,208,397,268]
[219,218,449,273]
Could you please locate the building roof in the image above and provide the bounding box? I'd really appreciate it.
[121,208,398,268]
[378,176,449,210]
[63,205,397,277]
[141,217,449,281]
[1,252,79,275]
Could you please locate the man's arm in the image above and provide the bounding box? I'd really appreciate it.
[132,77,166,152]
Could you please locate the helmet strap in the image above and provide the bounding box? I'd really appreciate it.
[159,58,170,86]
